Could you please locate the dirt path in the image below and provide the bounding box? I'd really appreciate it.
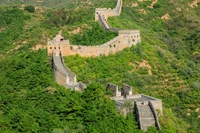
[32,44,47,51]
[138,60,152,75]
[130,60,152,75]
[161,13,169,20]
[188,0,200,8]
[149,0,158,8]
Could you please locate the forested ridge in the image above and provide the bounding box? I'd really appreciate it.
[0,0,199,132]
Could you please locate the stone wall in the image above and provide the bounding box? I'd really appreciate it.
[48,30,140,57]
[95,0,122,21]
[121,83,132,97]
[95,0,122,31]
[52,49,87,91]
[52,50,77,85]
[106,83,121,97]
[47,0,141,58]
[149,101,161,130]
[109,83,162,131]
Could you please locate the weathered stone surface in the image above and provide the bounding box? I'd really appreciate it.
[110,84,162,131]
[47,0,141,58]
[52,50,86,91]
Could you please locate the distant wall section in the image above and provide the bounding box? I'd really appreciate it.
[95,0,122,21]
[48,30,140,57]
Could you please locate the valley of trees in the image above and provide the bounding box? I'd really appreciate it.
[0,0,199,132]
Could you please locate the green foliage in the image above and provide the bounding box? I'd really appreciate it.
[24,5,35,12]
[43,8,93,27]
[69,22,118,46]
[64,1,200,132]
[0,0,200,132]
[0,7,30,54]
[0,50,143,132]
[192,81,200,90]
[0,0,116,9]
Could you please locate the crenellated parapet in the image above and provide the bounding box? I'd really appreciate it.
[48,30,140,57]
[95,0,122,31]
[95,0,122,21]
[108,83,162,131]
[106,83,122,97]
[48,0,141,58]
[47,0,162,131]
[52,49,87,91]
[52,50,76,85]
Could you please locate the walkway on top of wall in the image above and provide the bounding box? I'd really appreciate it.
[136,102,156,131]
[95,0,122,31]
[53,50,76,78]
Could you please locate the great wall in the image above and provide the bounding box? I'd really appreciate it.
[48,0,162,131]
[47,0,140,57]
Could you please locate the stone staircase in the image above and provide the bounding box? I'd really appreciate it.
[136,103,156,131]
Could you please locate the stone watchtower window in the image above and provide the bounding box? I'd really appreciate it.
[60,38,64,42]
[50,47,52,49]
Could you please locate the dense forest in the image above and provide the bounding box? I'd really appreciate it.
[0,0,199,132]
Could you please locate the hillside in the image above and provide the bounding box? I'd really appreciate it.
[0,0,199,133]
[0,0,116,8]
[64,0,200,132]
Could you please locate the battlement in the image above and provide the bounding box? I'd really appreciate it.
[47,0,162,131]
[119,30,140,34]
[95,0,122,21]
[108,83,162,131]
[95,8,110,11]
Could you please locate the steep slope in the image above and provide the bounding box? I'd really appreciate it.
[64,0,200,132]
[0,0,116,8]
[0,0,199,132]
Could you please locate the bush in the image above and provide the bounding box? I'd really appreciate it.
[192,81,200,90]
[24,5,35,13]
[153,3,161,9]
[157,50,164,57]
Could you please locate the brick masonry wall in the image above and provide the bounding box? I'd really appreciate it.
[48,30,141,57]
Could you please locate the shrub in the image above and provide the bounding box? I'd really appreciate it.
[192,81,200,90]
[157,50,164,57]
[24,5,35,13]
[153,3,161,9]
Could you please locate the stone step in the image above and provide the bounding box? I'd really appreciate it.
[138,105,154,118]
[140,119,156,131]
[137,104,156,131]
